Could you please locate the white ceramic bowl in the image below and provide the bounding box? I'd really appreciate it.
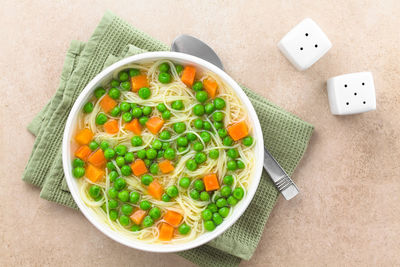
[62,52,264,253]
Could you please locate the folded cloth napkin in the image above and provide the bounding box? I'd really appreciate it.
[23,11,313,267]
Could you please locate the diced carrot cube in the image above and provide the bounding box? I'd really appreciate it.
[131,75,149,92]
[163,210,183,227]
[159,223,174,241]
[74,145,91,161]
[148,180,164,200]
[203,78,218,98]
[104,120,119,134]
[227,121,249,141]
[145,117,164,134]
[158,160,175,174]
[87,149,106,168]
[130,209,147,225]
[99,94,117,113]
[125,118,141,135]
[181,66,196,87]
[203,173,220,191]
[130,159,148,176]
[85,164,104,182]
[75,128,94,145]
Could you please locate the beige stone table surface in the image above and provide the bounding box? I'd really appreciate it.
[1,0,399,266]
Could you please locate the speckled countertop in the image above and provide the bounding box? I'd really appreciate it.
[1,0,400,266]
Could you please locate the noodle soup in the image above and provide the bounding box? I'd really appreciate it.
[71,60,255,243]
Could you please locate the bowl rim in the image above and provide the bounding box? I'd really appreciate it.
[62,51,264,253]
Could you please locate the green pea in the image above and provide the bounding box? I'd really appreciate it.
[142,106,152,116]
[118,190,129,202]
[73,167,85,178]
[200,191,210,201]
[204,220,216,231]
[146,148,157,160]
[159,130,171,140]
[208,203,218,213]
[131,107,143,118]
[175,64,184,76]
[193,104,205,116]
[227,196,238,206]
[216,197,227,208]
[94,87,106,98]
[109,88,121,99]
[203,121,212,131]
[220,186,232,197]
[236,160,245,169]
[200,132,211,143]
[104,148,115,160]
[158,72,171,84]
[139,200,151,210]
[173,122,186,134]
[212,111,224,122]
[214,122,223,130]
[192,81,203,91]
[214,97,226,110]
[131,224,141,232]
[223,136,234,146]
[243,136,254,147]
[124,152,135,163]
[106,161,115,171]
[205,102,215,114]
[157,103,167,112]
[195,152,207,164]
[114,178,126,190]
[196,91,208,103]
[120,81,131,91]
[129,68,140,77]
[157,150,164,158]
[131,136,143,147]
[218,129,228,138]
[219,207,230,218]
[177,136,188,147]
[100,141,109,150]
[83,102,94,113]
[193,142,204,152]
[142,216,154,227]
[141,174,153,186]
[164,148,176,160]
[178,223,191,235]
[110,106,121,117]
[138,87,151,99]
[212,213,223,225]
[162,110,171,120]
[131,103,138,110]
[120,102,131,112]
[114,145,127,156]
[110,79,120,87]
[227,148,239,159]
[209,149,219,159]
[177,146,187,153]
[166,185,179,198]
[162,193,171,202]
[149,207,161,220]
[121,204,134,216]
[227,160,237,171]
[121,165,132,176]
[190,189,200,200]
[139,116,149,125]
[119,215,130,226]
[108,188,118,199]
[137,149,146,159]
[109,210,118,221]
[115,156,125,167]
[150,163,159,174]
[122,112,133,122]
[179,177,191,189]
[96,113,108,125]
[171,100,184,110]
[162,142,170,150]
[73,158,85,168]
[186,159,198,171]
[130,191,140,204]
[159,62,170,72]
[223,175,234,186]
[193,119,203,129]
[186,132,197,141]
[109,171,118,182]
[108,199,118,209]
[151,139,162,150]
[119,71,129,82]
[233,187,244,200]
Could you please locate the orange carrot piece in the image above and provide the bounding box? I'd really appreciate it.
[203,78,218,98]
[87,149,106,168]
[158,160,175,174]
[131,75,149,92]
[85,164,104,182]
[227,121,249,141]
[130,159,148,176]
[181,66,196,87]
[163,210,183,227]
[104,120,119,134]
[159,223,174,241]
[125,118,141,135]
[148,180,164,200]
[145,117,164,134]
[99,94,117,113]
[130,210,147,225]
[75,128,94,145]
[203,173,220,191]
[74,145,91,161]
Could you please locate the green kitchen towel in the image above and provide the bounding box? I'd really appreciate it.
[23,12,313,267]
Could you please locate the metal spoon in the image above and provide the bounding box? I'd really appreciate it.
[171,35,299,200]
